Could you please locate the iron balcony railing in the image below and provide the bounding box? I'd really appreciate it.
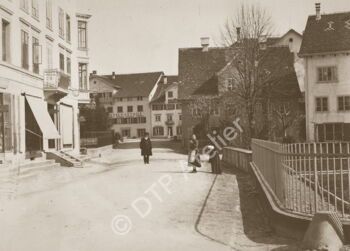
[44,69,70,90]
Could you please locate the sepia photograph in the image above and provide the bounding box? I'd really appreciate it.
[0,0,350,250]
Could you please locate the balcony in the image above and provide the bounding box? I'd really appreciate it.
[43,69,70,103]
[165,120,175,126]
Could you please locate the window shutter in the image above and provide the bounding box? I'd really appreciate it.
[3,94,12,151]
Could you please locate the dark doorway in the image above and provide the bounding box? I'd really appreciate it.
[48,104,56,149]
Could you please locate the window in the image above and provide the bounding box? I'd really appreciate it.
[155,114,161,122]
[176,126,182,135]
[127,106,133,112]
[179,114,182,120]
[2,19,10,62]
[137,129,146,138]
[227,78,233,91]
[117,106,123,113]
[46,0,52,29]
[152,104,164,110]
[107,107,113,113]
[20,0,29,12]
[78,21,87,48]
[317,66,337,82]
[66,57,71,74]
[21,30,29,69]
[127,97,133,101]
[58,8,64,38]
[316,123,349,142]
[167,114,173,121]
[137,96,143,101]
[137,105,143,112]
[32,37,39,74]
[168,91,173,98]
[338,96,350,111]
[66,15,71,42]
[166,104,175,110]
[31,0,39,19]
[315,97,328,112]
[176,103,181,110]
[46,41,53,69]
[153,126,164,136]
[117,98,123,102]
[59,53,65,71]
[79,63,88,90]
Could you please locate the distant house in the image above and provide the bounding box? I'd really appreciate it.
[299,4,350,141]
[179,31,304,146]
[90,72,163,138]
[150,76,182,138]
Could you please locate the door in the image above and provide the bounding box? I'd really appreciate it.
[168,127,173,137]
[122,128,130,138]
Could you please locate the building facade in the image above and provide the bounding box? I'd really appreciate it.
[0,0,91,159]
[299,5,350,142]
[90,72,163,138]
[179,32,304,146]
[150,76,182,138]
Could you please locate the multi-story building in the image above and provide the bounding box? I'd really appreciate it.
[179,31,303,146]
[0,0,91,159]
[90,72,163,138]
[150,76,182,138]
[299,4,350,141]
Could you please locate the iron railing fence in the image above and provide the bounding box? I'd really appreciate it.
[252,139,350,220]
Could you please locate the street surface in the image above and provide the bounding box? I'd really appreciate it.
[0,143,297,251]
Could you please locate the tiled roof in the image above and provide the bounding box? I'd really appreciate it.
[300,12,350,55]
[192,75,219,96]
[150,76,178,103]
[178,47,230,99]
[191,46,299,98]
[97,72,163,98]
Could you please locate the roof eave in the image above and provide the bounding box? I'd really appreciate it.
[299,49,350,58]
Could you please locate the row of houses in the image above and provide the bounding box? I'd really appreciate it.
[77,3,350,149]
[89,72,182,139]
[0,0,91,161]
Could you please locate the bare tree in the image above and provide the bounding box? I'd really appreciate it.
[219,3,293,145]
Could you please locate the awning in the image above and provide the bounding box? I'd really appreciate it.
[26,96,60,139]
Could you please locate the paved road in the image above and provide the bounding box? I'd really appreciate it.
[0,146,297,251]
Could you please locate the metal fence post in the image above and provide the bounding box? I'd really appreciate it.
[314,142,318,213]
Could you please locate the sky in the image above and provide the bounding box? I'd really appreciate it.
[78,0,350,75]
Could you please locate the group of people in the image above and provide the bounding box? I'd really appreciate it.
[139,133,221,174]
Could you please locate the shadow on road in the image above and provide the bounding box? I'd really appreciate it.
[222,165,300,250]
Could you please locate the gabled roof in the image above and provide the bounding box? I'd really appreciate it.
[192,46,300,98]
[151,76,178,103]
[300,12,350,56]
[178,47,230,99]
[94,72,163,98]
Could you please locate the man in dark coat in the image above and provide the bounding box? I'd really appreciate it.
[140,132,152,164]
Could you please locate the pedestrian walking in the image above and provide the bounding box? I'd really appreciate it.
[188,134,200,173]
[208,145,221,174]
[140,132,152,164]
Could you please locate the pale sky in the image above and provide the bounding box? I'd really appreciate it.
[78,0,350,75]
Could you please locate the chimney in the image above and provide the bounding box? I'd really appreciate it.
[200,37,210,52]
[315,3,321,21]
[163,76,167,85]
[236,27,241,42]
[112,71,116,79]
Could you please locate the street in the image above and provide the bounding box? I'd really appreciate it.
[0,146,296,251]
